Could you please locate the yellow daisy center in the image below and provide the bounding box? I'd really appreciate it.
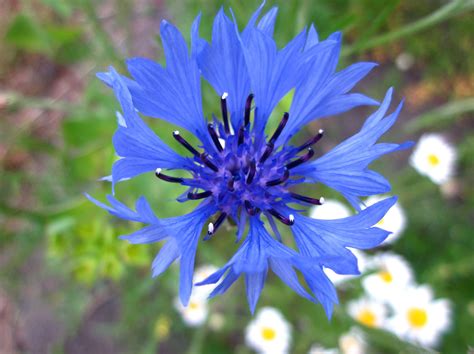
[188,301,199,310]
[357,309,377,327]
[427,153,440,166]
[407,307,428,328]
[379,270,393,283]
[261,327,276,341]
[376,217,385,227]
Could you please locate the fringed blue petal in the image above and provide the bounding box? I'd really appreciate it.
[280,38,379,143]
[196,8,251,129]
[100,21,207,141]
[103,68,190,191]
[294,89,413,207]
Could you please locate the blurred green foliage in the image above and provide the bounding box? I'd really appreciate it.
[0,0,473,353]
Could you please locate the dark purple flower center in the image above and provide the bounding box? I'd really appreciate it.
[155,93,325,237]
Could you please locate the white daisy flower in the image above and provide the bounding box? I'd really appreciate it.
[192,264,219,299]
[362,253,414,304]
[365,195,406,244]
[410,134,457,185]
[174,296,208,327]
[339,327,367,354]
[310,199,351,220]
[308,344,339,354]
[208,313,225,331]
[395,52,415,71]
[347,297,388,329]
[386,285,452,348]
[245,307,291,354]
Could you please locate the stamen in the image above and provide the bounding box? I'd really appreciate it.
[266,168,290,186]
[286,148,314,169]
[221,92,230,135]
[207,123,224,152]
[246,159,256,184]
[227,178,235,191]
[244,200,260,216]
[204,212,227,240]
[290,192,324,205]
[188,190,212,200]
[244,94,254,127]
[268,208,295,226]
[173,131,200,157]
[259,143,274,164]
[238,125,245,145]
[155,168,183,183]
[297,129,324,152]
[200,153,219,172]
[269,112,289,145]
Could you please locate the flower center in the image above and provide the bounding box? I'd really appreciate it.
[261,327,276,341]
[378,270,393,283]
[188,301,199,310]
[155,93,326,238]
[357,309,377,327]
[427,153,440,166]
[407,307,428,328]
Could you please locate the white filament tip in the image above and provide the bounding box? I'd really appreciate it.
[222,92,229,99]
[155,168,162,175]
[289,214,295,223]
[208,222,215,235]
[319,197,325,204]
[318,129,324,134]
[173,130,180,135]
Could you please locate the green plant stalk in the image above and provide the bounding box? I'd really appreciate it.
[342,0,474,56]
[1,90,76,111]
[405,98,474,133]
[186,324,208,354]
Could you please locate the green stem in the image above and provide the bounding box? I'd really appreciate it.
[186,324,207,354]
[342,0,473,57]
[80,0,121,62]
[0,196,87,222]
[405,98,474,133]
[1,91,76,111]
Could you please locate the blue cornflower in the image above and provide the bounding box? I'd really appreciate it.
[88,3,412,317]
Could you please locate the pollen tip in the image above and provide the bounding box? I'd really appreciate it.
[222,92,229,99]
[289,214,295,225]
[155,168,162,175]
[319,129,324,134]
[320,197,325,204]
[173,130,180,135]
[207,222,215,235]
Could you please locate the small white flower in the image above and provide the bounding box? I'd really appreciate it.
[395,52,415,71]
[308,344,339,354]
[365,195,406,244]
[192,264,219,299]
[174,296,208,327]
[386,285,452,348]
[245,307,291,354]
[310,199,351,220]
[174,264,218,327]
[208,313,225,331]
[347,297,387,328]
[362,253,414,304]
[410,134,457,185]
[338,327,367,354]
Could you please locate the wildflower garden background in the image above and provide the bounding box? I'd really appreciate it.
[0,0,473,353]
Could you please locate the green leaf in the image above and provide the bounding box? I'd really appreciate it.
[39,0,73,17]
[5,14,51,54]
